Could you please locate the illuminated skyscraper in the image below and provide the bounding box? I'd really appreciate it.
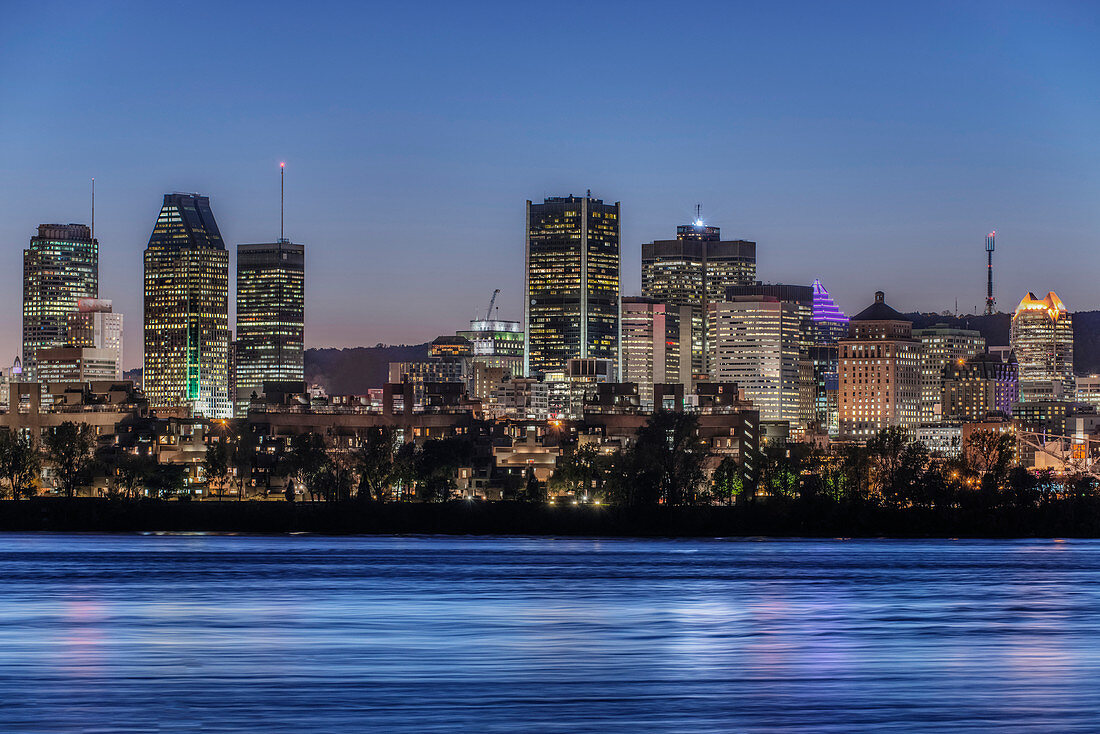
[811,279,849,346]
[1011,291,1074,403]
[641,221,755,377]
[524,194,620,377]
[235,241,305,416]
[143,194,230,418]
[22,224,99,379]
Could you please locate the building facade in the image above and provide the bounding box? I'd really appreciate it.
[456,319,524,376]
[235,241,305,417]
[524,194,620,378]
[838,292,921,439]
[1010,291,1074,403]
[641,222,756,377]
[913,325,986,424]
[36,347,120,384]
[143,194,231,418]
[67,298,122,379]
[23,224,99,379]
[708,295,803,424]
[620,297,683,409]
[941,353,1019,422]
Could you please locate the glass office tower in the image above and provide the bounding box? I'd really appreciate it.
[235,241,305,416]
[22,224,99,379]
[524,194,620,378]
[143,193,231,418]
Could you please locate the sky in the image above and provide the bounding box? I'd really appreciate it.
[1,1,1098,368]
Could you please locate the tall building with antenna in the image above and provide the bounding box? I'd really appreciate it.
[143,193,231,418]
[985,231,996,316]
[234,163,306,416]
[641,209,755,378]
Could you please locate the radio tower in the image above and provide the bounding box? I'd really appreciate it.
[985,231,996,315]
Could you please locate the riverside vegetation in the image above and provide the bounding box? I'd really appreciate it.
[1,414,1099,536]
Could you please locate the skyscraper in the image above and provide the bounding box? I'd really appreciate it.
[708,294,804,424]
[22,224,99,379]
[641,222,755,377]
[524,194,620,378]
[811,279,849,347]
[143,194,230,418]
[235,241,305,416]
[1011,291,1074,403]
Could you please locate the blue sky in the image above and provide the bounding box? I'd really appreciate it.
[1,1,1097,366]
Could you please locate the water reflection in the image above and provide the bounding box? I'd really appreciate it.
[1,535,1099,732]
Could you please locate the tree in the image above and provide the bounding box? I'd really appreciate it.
[523,466,546,503]
[98,448,156,499]
[0,430,40,500]
[966,429,1015,488]
[552,443,602,500]
[314,456,355,504]
[147,463,187,499]
[710,455,745,506]
[354,427,400,502]
[415,436,472,502]
[203,440,231,499]
[608,412,708,506]
[280,433,329,501]
[42,422,96,498]
[231,426,259,501]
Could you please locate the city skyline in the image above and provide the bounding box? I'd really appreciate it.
[2,2,1098,368]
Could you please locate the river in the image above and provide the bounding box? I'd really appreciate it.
[0,534,1097,732]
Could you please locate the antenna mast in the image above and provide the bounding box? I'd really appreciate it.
[279,162,286,242]
[985,231,996,316]
[90,178,95,241]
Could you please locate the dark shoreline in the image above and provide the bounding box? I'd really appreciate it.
[3,498,1100,538]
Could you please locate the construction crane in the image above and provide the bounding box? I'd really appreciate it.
[484,289,500,320]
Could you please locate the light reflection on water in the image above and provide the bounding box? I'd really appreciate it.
[0,535,1099,732]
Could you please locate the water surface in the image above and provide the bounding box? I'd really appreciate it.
[0,534,1097,732]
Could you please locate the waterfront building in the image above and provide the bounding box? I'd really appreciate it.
[22,224,99,379]
[1010,292,1074,403]
[524,194,620,377]
[913,325,986,424]
[620,297,684,409]
[235,240,305,417]
[66,298,122,379]
[143,194,231,418]
[941,353,1019,422]
[838,291,921,438]
[708,294,804,425]
[641,222,755,377]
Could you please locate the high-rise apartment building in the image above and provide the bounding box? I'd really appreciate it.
[1010,292,1074,403]
[67,298,123,379]
[838,292,921,438]
[641,222,755,377]
[235,241,305,416]
[22,224,99,379]
[708,295,804,424]
[524,194,620,378]
[620,297,684,409]
[143,194,231,418]
[913,325,985,424]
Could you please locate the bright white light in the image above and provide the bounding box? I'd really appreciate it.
[694,219,704,226]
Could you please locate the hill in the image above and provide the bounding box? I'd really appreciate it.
[304,343,430,394]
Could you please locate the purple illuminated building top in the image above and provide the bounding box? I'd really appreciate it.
[812,279,849,345]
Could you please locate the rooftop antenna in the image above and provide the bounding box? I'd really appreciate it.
[279,162,286,243]
[90,178,94,241]
[985,231,996,316]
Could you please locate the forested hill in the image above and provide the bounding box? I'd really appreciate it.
[304,343,430,395]
[906,311,1100,376]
